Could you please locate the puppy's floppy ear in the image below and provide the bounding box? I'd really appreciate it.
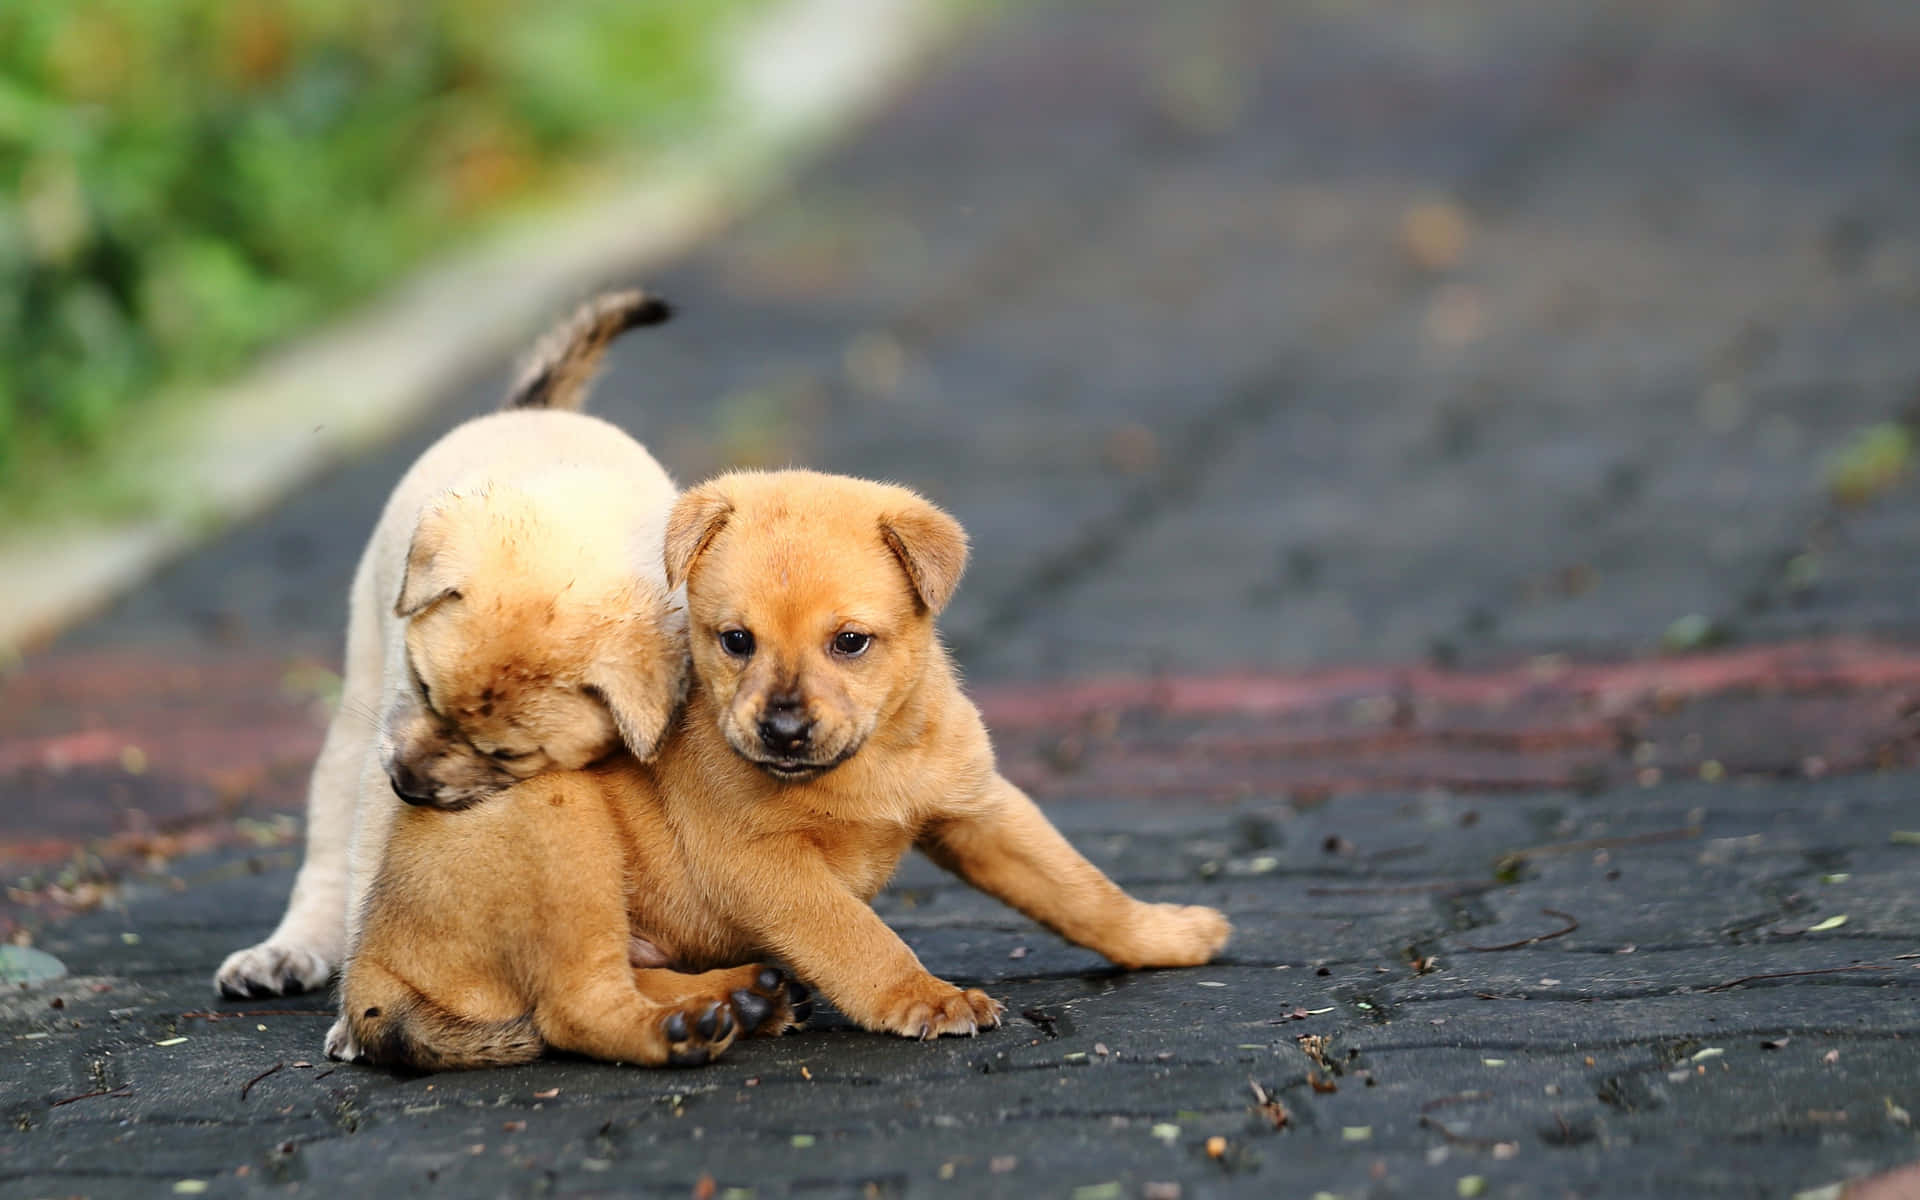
[664,482,733,589]
[586,655,687,762]
[880,496,969,615]
[395,503,464,617]
[586,596,690,762]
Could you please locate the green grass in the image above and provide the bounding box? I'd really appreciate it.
[0,0,759,517]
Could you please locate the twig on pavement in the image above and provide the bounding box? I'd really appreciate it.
[1464,908,1579,952]
[241,1062,285,1100]
[1702,963,1890,993]
[49,1087,131,1108]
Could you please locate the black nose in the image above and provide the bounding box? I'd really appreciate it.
[758,705,812,754]
[388,762,436,806]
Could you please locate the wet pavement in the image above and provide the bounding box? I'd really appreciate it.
[7,0,1920,1196]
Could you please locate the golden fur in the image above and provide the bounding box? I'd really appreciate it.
[215,291,687,1003]
[337,470,1229,1068]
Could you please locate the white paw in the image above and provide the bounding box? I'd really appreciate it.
[215,940,335,999]
[324,1014,364,1062]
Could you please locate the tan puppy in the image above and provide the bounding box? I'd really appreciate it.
[214,292,689,1001]
[338,469,1228,1069]
[338,764,811,1069]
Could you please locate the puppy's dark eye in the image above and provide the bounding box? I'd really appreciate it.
[832,631,872,657]
[720,629,755,657]
[489,748,528,762]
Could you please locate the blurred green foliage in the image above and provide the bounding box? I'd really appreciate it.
[0,0,754,509]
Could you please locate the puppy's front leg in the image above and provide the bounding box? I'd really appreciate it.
[919,774,1231,969]
[213,694,371,998]
[215,562,389,999]
[728,855,1002,1039]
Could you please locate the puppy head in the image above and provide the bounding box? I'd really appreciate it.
[384,486,687,809]
[665,469,966,783]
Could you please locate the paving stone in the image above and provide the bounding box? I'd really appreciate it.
[10,0,1920,1195]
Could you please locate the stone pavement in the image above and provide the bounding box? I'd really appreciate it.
[7,0,1920,1196]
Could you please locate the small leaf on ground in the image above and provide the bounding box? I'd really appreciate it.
[1828,422,1913,505]
[1662,613,1728,652]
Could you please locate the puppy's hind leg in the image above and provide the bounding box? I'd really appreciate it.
[919,775,1231,970]
[336,955,541,1071]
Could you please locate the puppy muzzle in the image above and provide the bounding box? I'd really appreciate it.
[738,739,863,783]
[388,761,439,806]
[756,705,814,756]
[386,762,491,811]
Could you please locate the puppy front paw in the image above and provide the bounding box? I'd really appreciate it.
[1110,903,1232,969]
[216,940,335,999]
[869,979,1004,1040]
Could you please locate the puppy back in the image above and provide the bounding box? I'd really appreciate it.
[503,289,673,412]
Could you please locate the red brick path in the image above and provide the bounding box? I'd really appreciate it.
[7,638,1920,877]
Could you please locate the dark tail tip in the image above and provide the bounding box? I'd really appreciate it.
[504,288,674,412]
[626,293,674,328]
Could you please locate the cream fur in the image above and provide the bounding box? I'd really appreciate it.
[214,309,684,1005]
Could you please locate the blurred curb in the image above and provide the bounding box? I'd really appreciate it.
[0,0,960,657]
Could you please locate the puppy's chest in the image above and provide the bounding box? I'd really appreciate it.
[815,820,916,901]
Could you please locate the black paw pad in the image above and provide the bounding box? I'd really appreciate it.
[667,1045,710,1067]
[755,966,785,992]
[787,981,813,1026]
[731,987,773,1031]
[695,1001,726,1040]
[664,1011,689,1041]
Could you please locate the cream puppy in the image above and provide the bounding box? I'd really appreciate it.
[215,292,688,1000]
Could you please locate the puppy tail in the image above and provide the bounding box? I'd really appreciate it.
[344,958,543,1072]
[503,289,673,412]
